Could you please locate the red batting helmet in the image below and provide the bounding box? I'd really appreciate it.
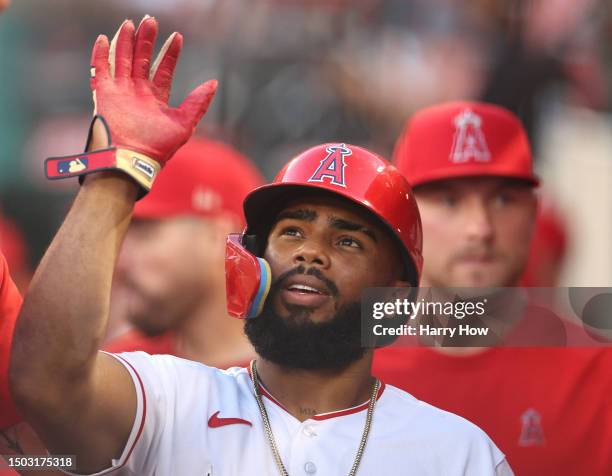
[226,143,423,318]
[246,143,423,283]
[393,101,539,187]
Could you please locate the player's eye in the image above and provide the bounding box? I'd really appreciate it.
[337,236,362,249]
[493,192,514,206]
[440,194,458,207]
[280,226,303,238]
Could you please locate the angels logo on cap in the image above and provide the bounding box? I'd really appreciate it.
[307,143,351,187]
[518,408,545,446]
[449,108,491,164]
[392,101,540,187]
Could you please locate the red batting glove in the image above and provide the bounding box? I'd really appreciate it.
[45,16,217,194]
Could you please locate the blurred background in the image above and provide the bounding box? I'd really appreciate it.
[0,0,611,290]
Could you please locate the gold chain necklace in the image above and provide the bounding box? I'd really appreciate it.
[250,360,380,476]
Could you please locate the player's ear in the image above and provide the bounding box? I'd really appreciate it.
[524,188,539,240]
[530,189,539,217]
[371,282,414,307]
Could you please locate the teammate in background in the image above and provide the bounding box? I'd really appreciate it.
[9,19,512,475]
[105,137,262,368]
[374,101,612,476]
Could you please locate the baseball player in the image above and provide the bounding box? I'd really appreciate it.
[10,18,513,475]
[374,101,612,475]
[105,137,263,369]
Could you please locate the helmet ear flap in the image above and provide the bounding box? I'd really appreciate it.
[225,234,272,319]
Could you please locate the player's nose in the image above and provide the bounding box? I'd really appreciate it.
[462,199,495,243]
[292,239,331,269]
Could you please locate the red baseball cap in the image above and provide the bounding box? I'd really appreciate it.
[393,101,539,187]
[134,137,264,225]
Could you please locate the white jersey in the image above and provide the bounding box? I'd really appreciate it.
[76,352,512,476]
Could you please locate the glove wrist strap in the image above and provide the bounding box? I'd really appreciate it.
[45,147,161,192]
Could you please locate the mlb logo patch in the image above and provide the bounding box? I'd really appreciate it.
[57,157,88,175]
[308,143,351,187]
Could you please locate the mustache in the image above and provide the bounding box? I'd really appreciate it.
[273,265,339,297]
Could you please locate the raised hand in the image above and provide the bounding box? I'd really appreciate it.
[46,16,217,193]
[91,16,217,165]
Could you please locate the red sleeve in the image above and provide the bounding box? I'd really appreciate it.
[0,253,23,429]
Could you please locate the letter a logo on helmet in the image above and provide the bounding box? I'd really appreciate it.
[307,143,351,187]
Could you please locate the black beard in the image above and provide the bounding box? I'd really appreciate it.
[244,275,365,370]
